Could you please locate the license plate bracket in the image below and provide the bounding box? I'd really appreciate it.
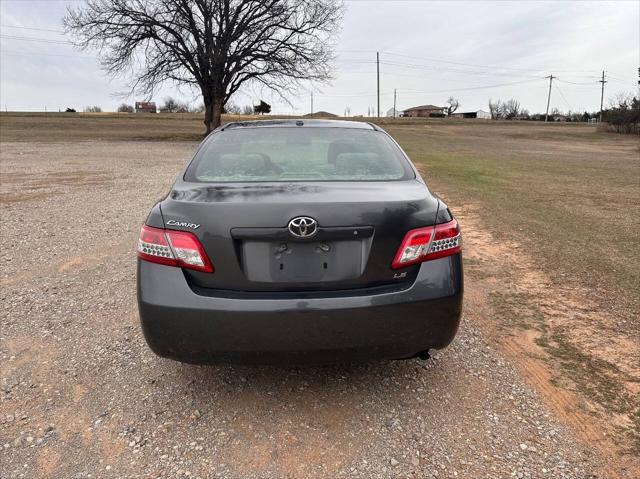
[241,240,366,283]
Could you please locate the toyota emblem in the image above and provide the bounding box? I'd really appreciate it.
[288,216,318,238]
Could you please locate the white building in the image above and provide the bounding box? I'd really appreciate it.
[451,109,491,119]
[386,108,403,118]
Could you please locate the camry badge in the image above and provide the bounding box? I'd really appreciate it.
[166,220,200,229]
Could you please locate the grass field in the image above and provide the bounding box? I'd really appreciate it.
[385,122,640,321]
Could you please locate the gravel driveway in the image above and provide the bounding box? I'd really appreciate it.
[1,141,600,478]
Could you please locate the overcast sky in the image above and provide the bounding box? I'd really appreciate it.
[1,0,638,115]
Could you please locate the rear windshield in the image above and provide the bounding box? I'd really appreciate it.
[184,127,414,182]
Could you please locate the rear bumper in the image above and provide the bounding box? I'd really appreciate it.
[137,254,463,364]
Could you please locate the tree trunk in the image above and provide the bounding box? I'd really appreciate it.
[203,94,214,134]
[202,90,224,135]
[212,96,223,130]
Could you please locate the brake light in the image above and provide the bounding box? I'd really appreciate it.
[391,219,461,269]
[137,225,214,273]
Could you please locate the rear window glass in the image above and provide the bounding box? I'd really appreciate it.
[184,127,414,182]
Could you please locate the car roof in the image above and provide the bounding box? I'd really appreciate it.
[218,119,378,131]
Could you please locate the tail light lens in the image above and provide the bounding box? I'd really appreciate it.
[137,225,214,273]
[391,219,461,269]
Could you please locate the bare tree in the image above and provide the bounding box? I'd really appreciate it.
[445,96,460,116]
[160,96,182,113]
[224,102,241,114]
[488,98,521,120]
[65,0,343,133]
[488,99,501,120]
[608,91,635,110]
[242,105,254,115]
[84,105,102,113]
[117,103,134,112]
[503,99,521,119]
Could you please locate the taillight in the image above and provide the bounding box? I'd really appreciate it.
[391,219,461,269]
[137,225,214,273]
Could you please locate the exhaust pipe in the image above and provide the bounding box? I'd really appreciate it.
[417,350,431,361]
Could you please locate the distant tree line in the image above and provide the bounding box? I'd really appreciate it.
[488,99,523,120]
[113,96,272,116]
[487,97,613,123]
[602,93,639,135]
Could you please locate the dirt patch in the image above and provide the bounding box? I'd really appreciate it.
[455,201,640,477]
[0,170,114,204]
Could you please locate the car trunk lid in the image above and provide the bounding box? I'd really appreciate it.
[159,180,440,292]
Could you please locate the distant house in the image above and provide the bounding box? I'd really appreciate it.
[402,104,445,118]
[386,107,403,118]
[451,110,491,119]
[303,111,338,118]
[135,101,157,113]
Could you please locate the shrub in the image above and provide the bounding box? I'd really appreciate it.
[159,96,189,113]
[602,95,639,135]
[117,103,134,113]
[253,100,271,115]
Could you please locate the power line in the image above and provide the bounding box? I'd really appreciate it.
[556,78,596,86]
[0,49,95,59]
[380,51,604,75]
[0,24,64,34]
[342,63,543,82]
[334,58,376,64]
[307,78,544,99]
[307,91,387,98]
[382,51,544,73]
[340,53,605,82]
[0,34,72,44]
[397,77,544,94]
[382,59,612,85]
[554,83,572,111]
[379,60,542,79]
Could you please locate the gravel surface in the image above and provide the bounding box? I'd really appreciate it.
[1,141,601,478]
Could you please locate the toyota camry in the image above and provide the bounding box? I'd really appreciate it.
[137,120,463,364]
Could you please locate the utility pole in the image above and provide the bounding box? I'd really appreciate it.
[376,51,380,119]
[310,92,313,118]
[544,75,554,122]
[393,88,397,119]
[598,70,607,123]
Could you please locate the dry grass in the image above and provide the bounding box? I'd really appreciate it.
[385,121,640,325]
[0,111,474,142]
